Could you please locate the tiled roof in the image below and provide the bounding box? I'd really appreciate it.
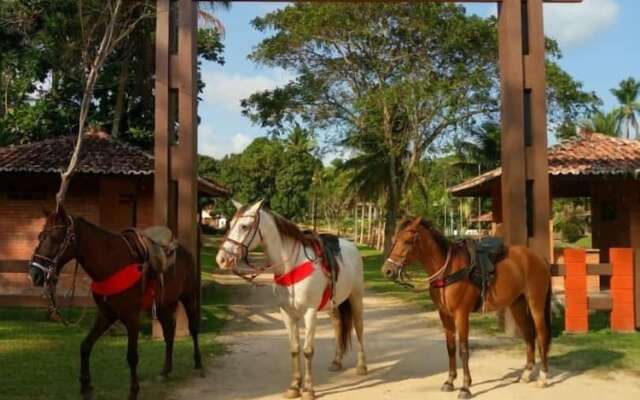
[449,132,640,196]
[0,132,230,197]
[0,131,153,175]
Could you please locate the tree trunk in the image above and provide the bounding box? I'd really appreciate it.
[367,202,373,245]
[112,60,129,138]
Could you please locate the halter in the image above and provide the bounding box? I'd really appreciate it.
[31,214,77,325]
[219,206,270,282]
[386,228,452,288]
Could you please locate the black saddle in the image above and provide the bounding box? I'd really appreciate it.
[464,237,505,308]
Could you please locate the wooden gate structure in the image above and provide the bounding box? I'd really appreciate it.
[153,0,581,320]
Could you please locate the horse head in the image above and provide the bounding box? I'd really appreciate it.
[216,199,265,270]
[30,205,76,287]
[381,217,423,280]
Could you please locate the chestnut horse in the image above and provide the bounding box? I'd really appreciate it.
[381,217,551,399]
[29,206,202,400]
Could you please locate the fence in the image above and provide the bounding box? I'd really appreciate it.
[551,248,640,333]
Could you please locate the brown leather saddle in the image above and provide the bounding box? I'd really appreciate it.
[122,226,178,274]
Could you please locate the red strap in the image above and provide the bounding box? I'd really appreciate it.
[274,261,332,311]
[318,285,331,311]
[274,261,315,286]
[91,264,142,296]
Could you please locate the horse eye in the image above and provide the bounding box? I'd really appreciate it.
[241,225,249,231]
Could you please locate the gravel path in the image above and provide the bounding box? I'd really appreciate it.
[169,273,640,400]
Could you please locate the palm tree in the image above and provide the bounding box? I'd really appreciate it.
[611,78,640,139]
[579,110,620,137]
[452,121,501,172]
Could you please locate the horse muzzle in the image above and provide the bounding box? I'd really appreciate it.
[381,261,400,281]
[29,262,47,287]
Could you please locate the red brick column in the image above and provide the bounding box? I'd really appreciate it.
[564,248,588,333]
[610,248,635,332]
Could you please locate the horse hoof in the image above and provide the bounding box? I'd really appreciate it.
[356,365,368,375]
[537,380,547,388]
[519,371,532,383]
[458,388,472,399]
[441,382,455,392]
[283,387,301,399]
[328,361,343,372]
[537,371,548,388]
[301,390,315,400]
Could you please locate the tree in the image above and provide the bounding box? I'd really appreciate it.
[243,3,498,252]
[578,110,620,137]
[0,0,226,147]
[216,136,320,220]
[610,77,640,139]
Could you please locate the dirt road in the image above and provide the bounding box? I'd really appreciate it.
[169,273,640,400]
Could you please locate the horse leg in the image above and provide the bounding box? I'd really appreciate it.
[328,307,344,371]
[509,296,536,383]
[157,302,178,380]
[349,290,368,375]
[528,287,551,388]
[439,309,457,392]
[80,311,115,400]
[181,295,203,372]
[455,311,472,399]
[280,307,302,399]
[123,318,141,400]
[302,308,319,400]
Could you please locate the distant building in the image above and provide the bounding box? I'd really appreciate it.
[0,131,229,306]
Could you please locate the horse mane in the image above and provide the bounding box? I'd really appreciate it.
[399,218,449,253]
[267,210,315,247]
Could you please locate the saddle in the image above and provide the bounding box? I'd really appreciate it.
[464,237,506,309]
[122,226,177,274]
[303,231,342,307]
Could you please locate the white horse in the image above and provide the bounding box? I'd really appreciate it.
[216,200,367,400]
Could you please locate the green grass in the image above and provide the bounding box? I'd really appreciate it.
[360,245,640,376]
[0,239,229,400]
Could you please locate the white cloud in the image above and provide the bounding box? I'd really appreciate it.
[198,123,253,159]
[544,0,619,49]
[201,69,294,111]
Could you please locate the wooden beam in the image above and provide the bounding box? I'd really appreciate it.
[550,263,613,277]
[588,294,612,311]
[498,0,527,247]
[154,0,170,227]
[0,260,29,273]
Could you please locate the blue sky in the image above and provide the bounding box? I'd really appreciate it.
[198,0,639,159]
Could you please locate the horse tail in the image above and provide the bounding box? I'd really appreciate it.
[545,279,552,349]
[337,300,353,354]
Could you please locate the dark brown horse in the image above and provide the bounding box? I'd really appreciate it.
[381,217,551,399]
[29,206,202,400]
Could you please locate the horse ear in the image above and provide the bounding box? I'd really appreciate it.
[247,199,265,214]
[411,217,422,227]
[231,199,243,210]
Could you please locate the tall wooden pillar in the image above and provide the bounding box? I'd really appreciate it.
[155,0,198,261]
[498,0,550,260]
[154,0,198,338]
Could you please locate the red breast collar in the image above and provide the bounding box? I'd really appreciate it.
[91,264,143,296]
[274,261,331,311]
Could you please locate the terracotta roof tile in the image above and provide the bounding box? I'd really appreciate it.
[0,132,230,197]
[0,132,153,175]
[449,132,640,195]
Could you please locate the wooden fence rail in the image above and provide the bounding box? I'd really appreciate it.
[550,248,639,333]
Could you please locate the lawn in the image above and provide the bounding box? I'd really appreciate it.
[0,239,229,400]
[360,245,640,376]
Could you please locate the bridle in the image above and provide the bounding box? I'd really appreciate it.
[31,214,77,325]
[219,207,269,282]
[385,228,452,289]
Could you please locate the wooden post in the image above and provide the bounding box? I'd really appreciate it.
[610,248,635,332]
[153,0,198,338]
[564,248,588,334]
